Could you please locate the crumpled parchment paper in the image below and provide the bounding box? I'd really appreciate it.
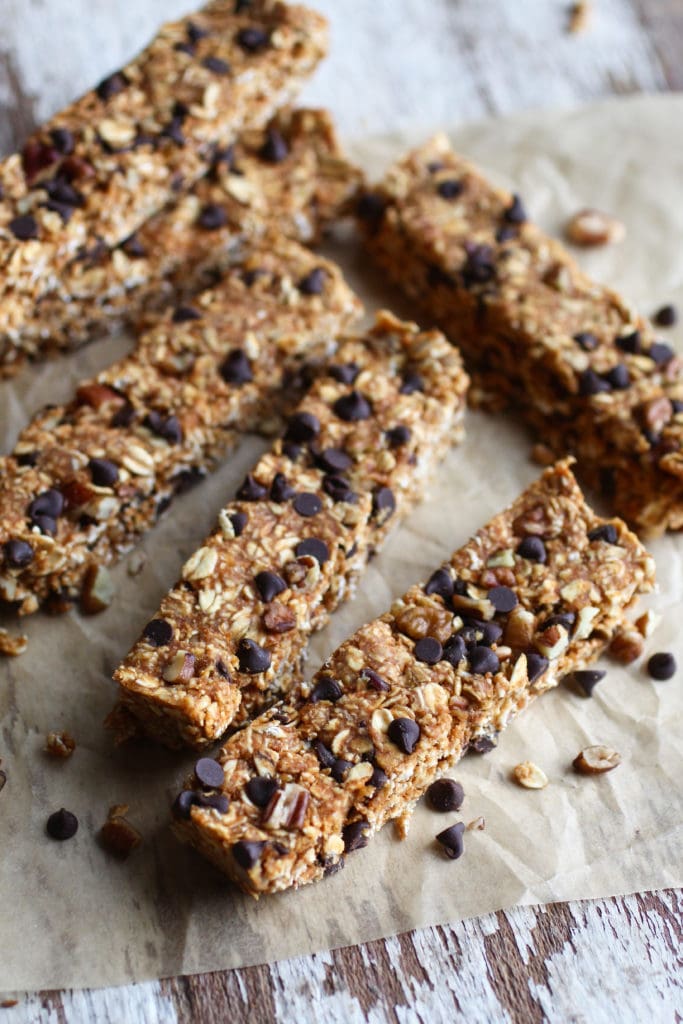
[0,95,681,991]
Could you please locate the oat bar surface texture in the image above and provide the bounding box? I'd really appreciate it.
[0,0,328,364]
[359,134,683,536]
[171,461,654,896]
[112,311,469,749]
[0,238,360,616]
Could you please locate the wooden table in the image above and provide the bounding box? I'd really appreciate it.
[1,2,681,1020]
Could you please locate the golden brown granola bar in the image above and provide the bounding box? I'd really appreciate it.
[0,238,360,616]
[171,461,654,896]
[3,108,361,372]
[111,311,469,748]
[358,134,683,536]
[0,0,328,364]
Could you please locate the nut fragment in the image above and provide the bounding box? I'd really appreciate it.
[0,627,28,657]
[609,626,644,664]
[45,731,76,759]
[262,782,310,830]
[98,804,142,859]
[263,601,296,633]
[81,564,114,614]
[98,118,137,149]
[573,745,621,774]
[512,761,548,789]
[565,208,625,247]
[635,609,661,639]
[127,551,147,577]
[531,443,556,467]
[467,816,486,831]
[162,651,195,684]
[641,396,673,436]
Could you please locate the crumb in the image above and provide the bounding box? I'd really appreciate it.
[45,731,76,759]
[98,804,142,859]
[568,1,591,33]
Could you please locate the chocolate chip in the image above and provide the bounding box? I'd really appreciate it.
[526,652,549,683]
[333,390,372,422]
[442,635,466,667]
[436,822,465,860]
[298,267,326,295]
[285,411,320,443]
[370,766,388,789]
[245,776,278,807]
[220,349,253,385]
[399,372,424,395]
[647,652,676,681]
[323,475,355,503]
[468,646,500,674]
[237,27,270,51]
[120,234,146,259]
[317,448,352,473]
[654,304,677,327]
[228,511,247,537]
[495,225,518,243]
[310,677,343,704]
[255,571,286,603]
[172,791,196,820]
[162,115,185,146]
[387,717,420,754]
[386,425,411,448]
[33,514,56,536]
[186,19,209,43]
[427,778,464,812]
[475,620,503,646]
[3,539,34,568]
[237,638,271,674]
[470,736,497,754]
[16,451,38,467]
[202,56,230,74]
[573,331,599,351]
[517,536,546,562]
[648,342,674,365]
[314,740,336,771]
[88,457,118,487]
[111,402,135,428]
[9,214,38,240]
[196,793,230,813]
[282,441,301,462]
[463,243,495,286]
[616,330,641,354]
[342,820,370,852]
[172,305,202,323]
[293,493,321,518]
[232,839,265,869]
[175,41,195,55]
[28,488,64,523]
[270,473,295,503]
[50,127,74,154]
[329,362,360,385]
[588,523,617,544]
[504,194,527,224]
[605,364,630,390]
[488,585,518,613]
[216,659,231,678]
[237,474,267,501]
[571,668,606,696]
[46,808,78,841]
[295,538,329,564]
[425,568,454,601]
[362,668,389,692]
[372,487,395,520]
[413,637,443,665]
[96,71,127,100]
[356,192,386,225]
[259,127,289,163]
[437,179,463,199]
[143,619,173,646]
[579,369,611,396]
[145,412,182,444]
[195,758,224,789]
[198,203,228,230]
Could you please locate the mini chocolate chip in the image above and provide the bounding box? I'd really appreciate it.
[442,635,466,667]
[387,717,420,754]
[96,71,127,100]
[3,539,34,568]
[362,668,390,692]
[50,127,74,154]
[488,585,518,613]
[329,362,360,385]
[463,243,495,286]
[413,637,442,664]
[175,41,195,55]
[237,27,270,51]
[196,793,230,813]
[356,192,386,225]
[260,127,289,163]
[437,179,463,199]
[295,538,329,564]
[33,514,56,535]
[309,676,343,703]
[648,342,674,365]
[573,331,599,351]
[195,758,225,789]
[245,776,278,807]
[427,778,464,812]
[425,568,454,601]
[579,369,611,396]
[386,425,411,448]
[517,536,546,562]
[29,488,64,522]
[571,668,606,696]
[399,372,424,395]
[588,523,618,544]
[282,441,301,462]
[468,646,500,674]
[504,194,527,224]
[647,652,676,681]
[220,349,253,385]
[237,474,267,501]
[343,820,370,852]
[323,475,356,503]
[654,304,677,327]
[88,457,118,487]
[172,305,202,323]
[333,390,372,422]
[270,473,295,503]
[232,839,266,869]
[145,412,182,444]
[255,571,286,602]
[172,791,197,820]
[317,448,352,473]
[616,330,641,354]
[228,511,247,537]
[672,400,683,414]
[143,619,173,646]
[293,493,322,517]
[198,203,228,230]
[162,115,185,146]
[46,808,78,840]
[470,736,497,754]
[495,225,518,243]
[237,638,271,674]
[372,487,395,519]
[285,411,320,443]
[370,766,388,789]
[436,822,465,860]
[121,234,146,258]
[298,267,326,295]
[526,652,549,683]
[111,402,135,428]
[605,364,630,390]
[202,55,230,74]
[315,740,336,770]
[539,611,576,633]
[216,659,231,678]
[9,214,38,240]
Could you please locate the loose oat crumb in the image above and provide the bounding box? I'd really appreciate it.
[127,551,147,577]
[565,208,625,247]
[466,816,486,832]
[573,745,622,774]
[45,731,76,759]
[393,810,412,841]
[512,761,549,789]
[0,627,28,657]
[568,1,591,34]
[98,804,142,859]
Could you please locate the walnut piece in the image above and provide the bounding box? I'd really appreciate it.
[45,731,76,759]
[573,745,621,775]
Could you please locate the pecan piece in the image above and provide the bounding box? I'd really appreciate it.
[263,602,296,633]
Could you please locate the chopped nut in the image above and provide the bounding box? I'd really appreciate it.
[535,623,569,659]
[466,816,486,831]
[99,804,142,859]
[512,761,548,789]
[262,782,310,829]
[45,731,76,759]
[609,626,644,664]
[635,609,661,639]
[573,745,621,774]
[162,652,195,684]
[641,396,673,436]
[81,564,114,614]
[263,601,297,633]
[486,548,515,568]
[98,118,137,150]
[504,606,536,648]
[565,208,625,247]
[573,605,600,641]
[0,627,28,657]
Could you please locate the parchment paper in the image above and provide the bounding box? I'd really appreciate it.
[0,95,681,992]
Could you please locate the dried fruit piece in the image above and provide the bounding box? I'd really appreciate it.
[512,760,548,789]
[565,208,625,247]
[573,745,621,774]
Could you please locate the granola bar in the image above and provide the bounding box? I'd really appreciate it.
[0,238,360,615]
[171,461,654,896]
[0,0,328,361]
[3,108,362,372]
[111,311,469,748]
[358,135,683,536]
